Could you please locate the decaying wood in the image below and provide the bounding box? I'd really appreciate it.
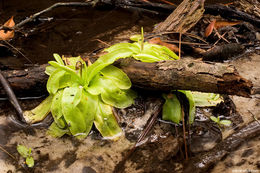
[153,0,205,33]
[0,64,48,97]
[116,58,252,97]
[0,59,252,97]
[202,43,245,62]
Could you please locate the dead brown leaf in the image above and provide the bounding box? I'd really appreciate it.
[0,16,15,41]
[205,19,216,37]
[214,21,240,29]
[205,19,240,37]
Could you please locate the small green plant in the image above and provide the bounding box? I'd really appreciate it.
[162,90,195,124]
[24,55,136,139]
[23,28,179,139]
[17,145,34,168]
[210,116,232,128]
[162,89,223,125]
[23,27,222,139]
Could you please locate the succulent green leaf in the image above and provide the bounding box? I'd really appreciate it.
[86,48,133,85]
[133,53,162,62]
[62,86,83,108]
[58,73,72,89]
[142,43,179,60]
[130,34,142,42]
[104,43,134,53]
[48,61,80,82]
[63,105,86,136]
[210,116,219,123]
[76,91,97,136]
[48,122,70,138]
[161,46,179,60]
[101,65,131,89]
[81,62,88,84]
[62,86,87,136]
[51,90,66,128]
[220,120,232,126]
[162,93,182,124]
[53,53,64,65]
[23,95,53,124]
[17,145,29,158]
[26,156,34,168]
[101,87,136,108]
[94,99,122,138]
[45,66,57,76]
[191,91,223,107]
[47,69,66,94]
[87,74,107,95]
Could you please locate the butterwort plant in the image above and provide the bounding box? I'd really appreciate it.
[23,28,221,139]
[24,54,136,139]
[23,28,179,139]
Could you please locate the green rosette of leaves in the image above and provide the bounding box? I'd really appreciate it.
[23,27,223,139]
[24,54,136,139]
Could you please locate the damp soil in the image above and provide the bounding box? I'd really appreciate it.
[0,0,260,173]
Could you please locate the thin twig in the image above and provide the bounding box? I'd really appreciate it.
[0,144,17,161]
[175,125,184,159]
[213,31,228,46]
[213,28,230,43]
[0,2,93,31]
[0,38,33,64]
[94,39,111,47]
[155,0,177,6]
[0,71,26,122]
[18,2,93,29]
[163,40,208,46]
[146,31,208,44]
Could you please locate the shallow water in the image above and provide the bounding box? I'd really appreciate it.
[0,0,259,172]
[0,0,160,68]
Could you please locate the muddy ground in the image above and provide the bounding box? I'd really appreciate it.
[0,1,260,173]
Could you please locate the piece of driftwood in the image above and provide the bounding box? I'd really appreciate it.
[0,59,252,97]
[183,120,260,173]
[153,0,205,33]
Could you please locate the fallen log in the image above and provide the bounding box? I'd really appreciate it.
[116,58,252,97]
[0,58,252,97]
[0,64,48,97]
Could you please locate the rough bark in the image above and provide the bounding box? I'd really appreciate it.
[0,59,252,97]
[116,58,252,97]
[153,0,205,33]
[0,64,48,97]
